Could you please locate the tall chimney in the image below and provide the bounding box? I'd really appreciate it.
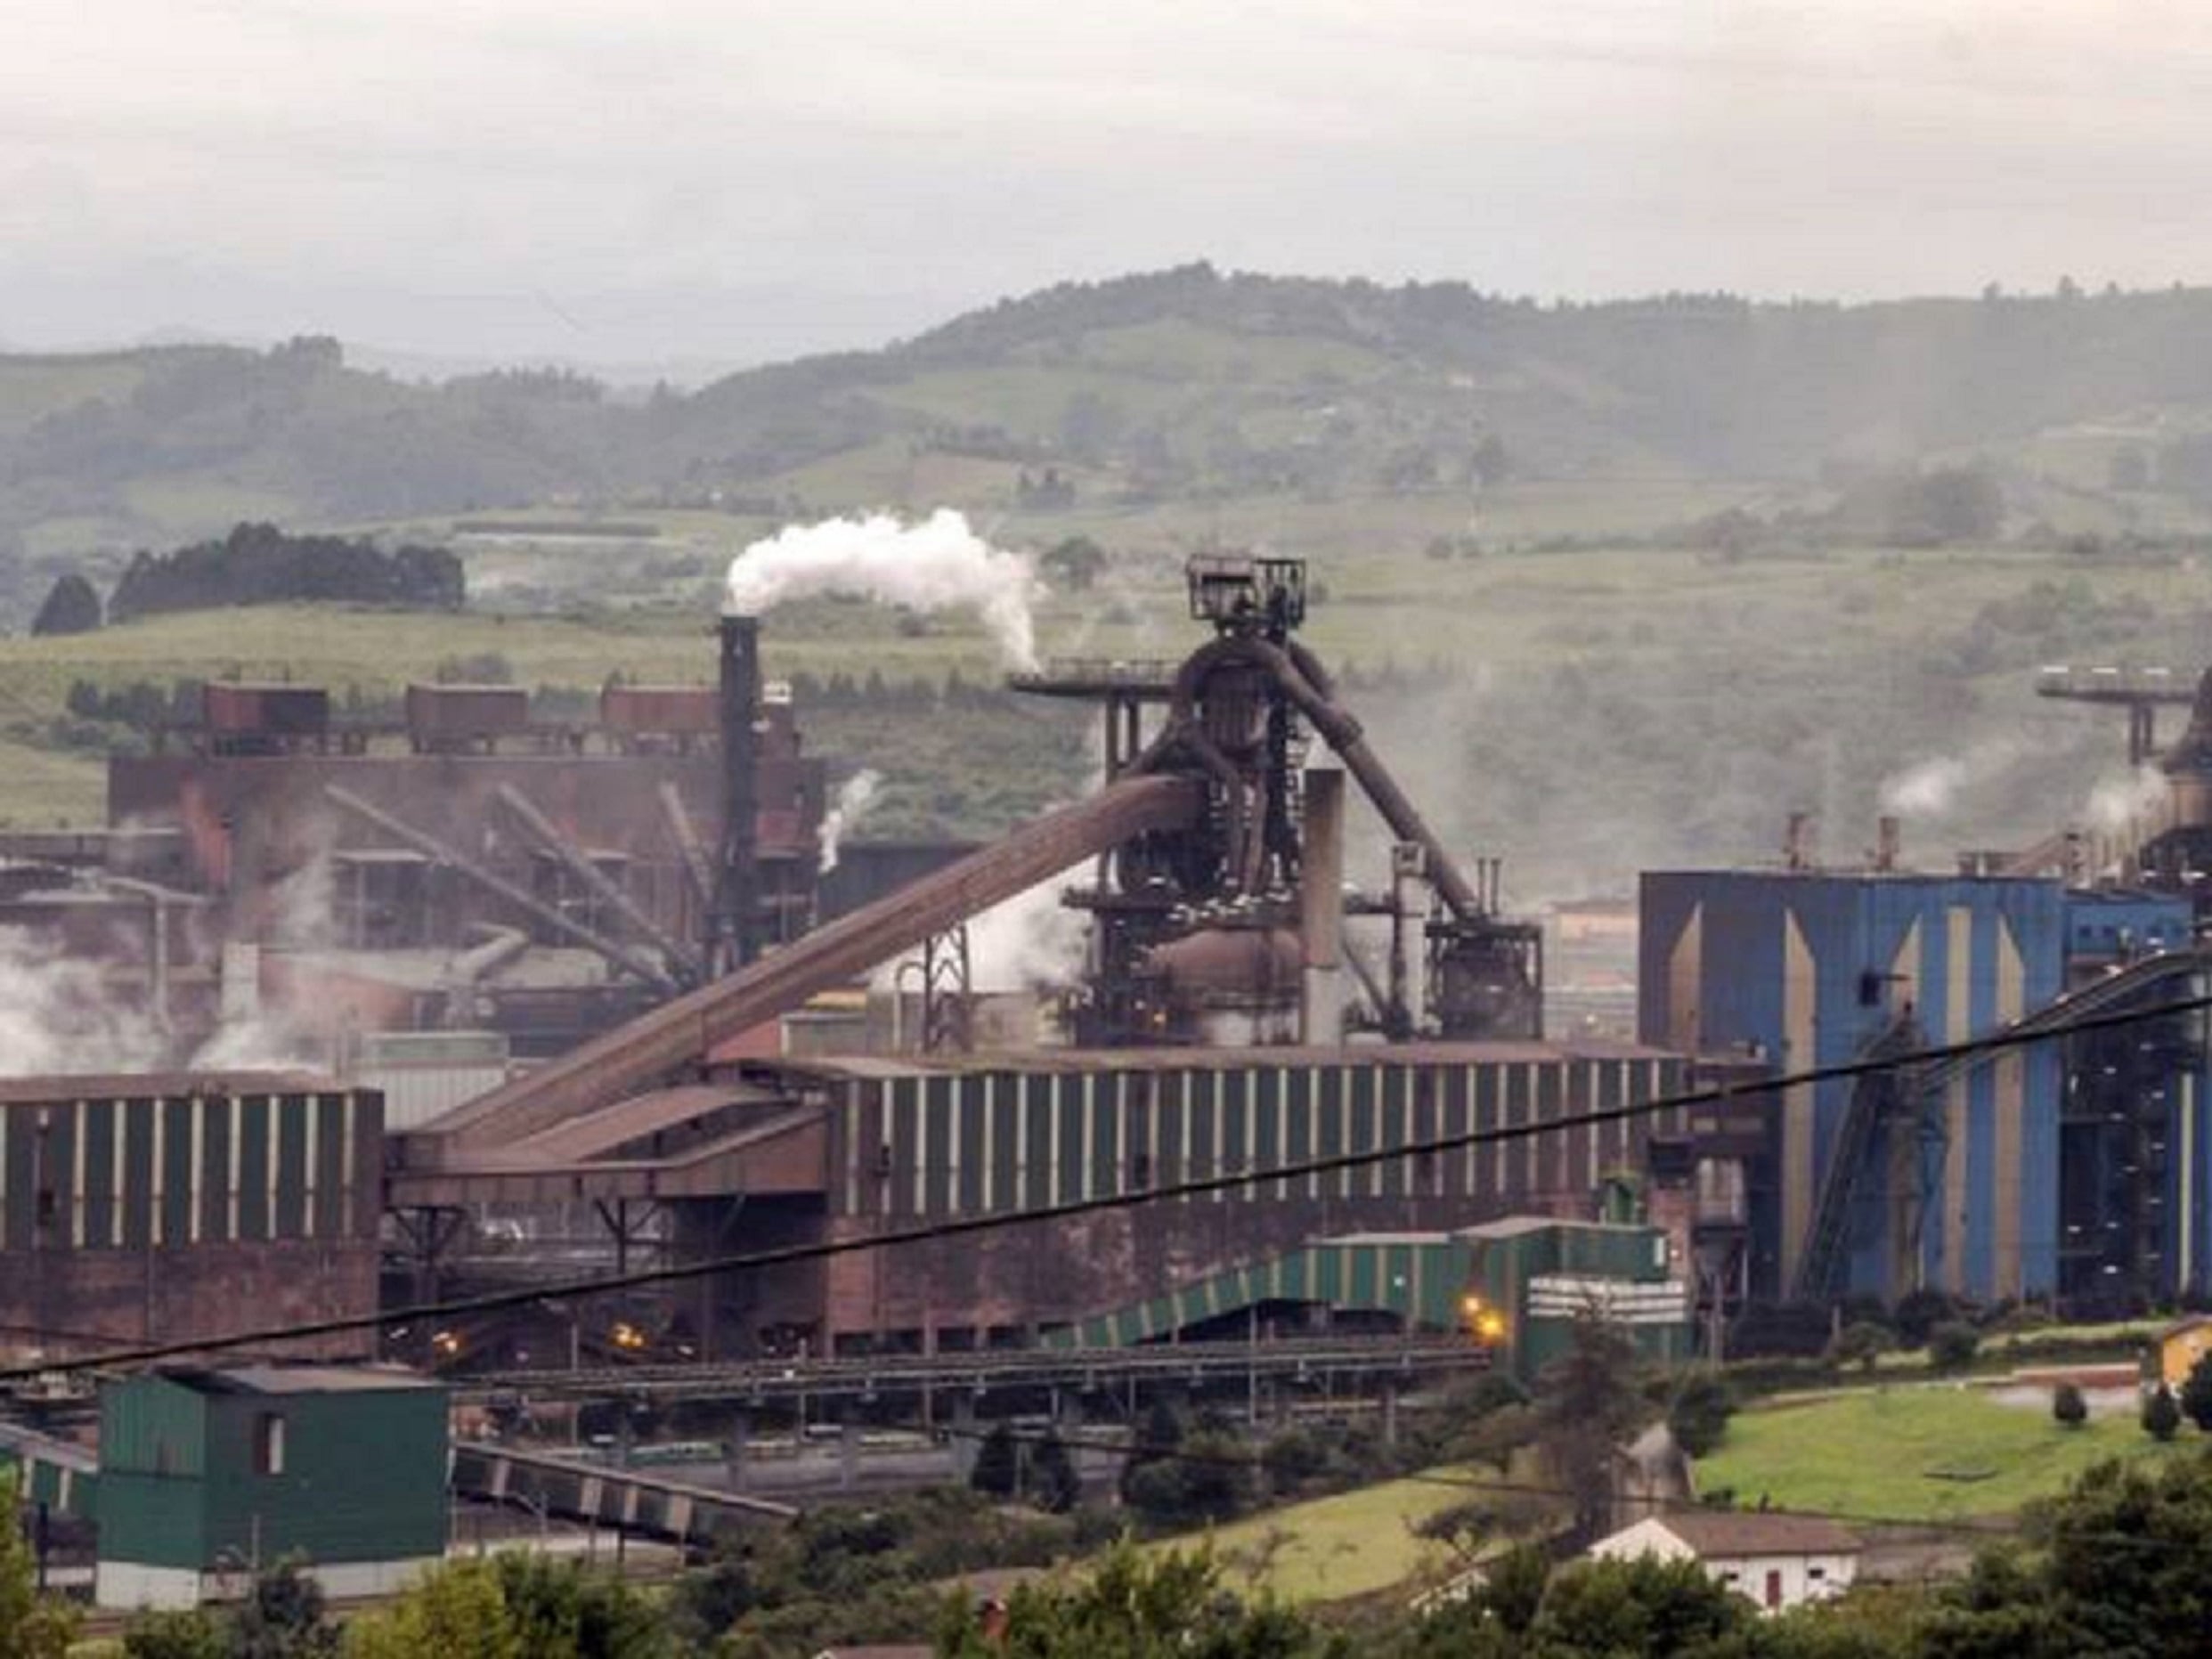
[1299,769,1346,1045]
[716,614,761,969]
[1875,816,1900,873]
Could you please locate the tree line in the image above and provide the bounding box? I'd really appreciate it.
[31,522,464,635]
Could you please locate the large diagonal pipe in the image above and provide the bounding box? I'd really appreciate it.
[495,784,705,984]
[411,772,1207,1151]
[322,785,679,993]
[1256,638,1483,923]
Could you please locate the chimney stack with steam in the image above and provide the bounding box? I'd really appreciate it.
[716,613,762,969]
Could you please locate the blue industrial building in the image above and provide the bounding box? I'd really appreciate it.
[1640,869,2206,1312]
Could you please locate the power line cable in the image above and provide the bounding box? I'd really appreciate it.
[7,985,2210,1383]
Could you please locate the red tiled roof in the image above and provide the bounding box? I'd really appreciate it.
[1650,1510,1860,1557]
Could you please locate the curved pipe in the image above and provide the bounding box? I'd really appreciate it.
[1244,638,1484,923]
[1132,642,1267,899]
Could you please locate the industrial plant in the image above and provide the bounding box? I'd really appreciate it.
[3,547,2209,1406]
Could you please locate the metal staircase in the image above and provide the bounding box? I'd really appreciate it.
[1793,1011,1929,1301]
[1793,947,2208,1303]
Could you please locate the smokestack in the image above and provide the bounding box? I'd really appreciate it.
[1875,816,1900,873]
[1785,812,1816,873]
[1299,769,1345,1045]
[717,614,761,969]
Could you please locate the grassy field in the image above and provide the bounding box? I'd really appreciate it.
[1145,1470,1480,1605]
[1696,1384,2184,1522]
[6,523,2212,862]
[21,531,2208,695]
[0,736,104,828]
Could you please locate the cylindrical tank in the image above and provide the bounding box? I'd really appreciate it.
[1143,924,1301,1045]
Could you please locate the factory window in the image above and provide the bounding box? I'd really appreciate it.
[1131,1151,1153,1190]
[253,1411,287,1476]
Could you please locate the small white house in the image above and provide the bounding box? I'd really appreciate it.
[1587,1510,1861,1614]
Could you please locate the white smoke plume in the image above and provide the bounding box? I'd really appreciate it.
[817,769,882,874]
[264,843,338,949]
[724,509,1043,671]
[1877,738,2029,820]
[964,879,1088,992]
[0,931,167,1077]
[2087,765,2168,834]
[191,1011,316,1070]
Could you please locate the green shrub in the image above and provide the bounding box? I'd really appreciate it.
[2143,1383,2183,1442]
[2053,1383,2088,1429]
[1929,1321,1981,1372]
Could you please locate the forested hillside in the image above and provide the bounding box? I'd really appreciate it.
[12,267,2212,581]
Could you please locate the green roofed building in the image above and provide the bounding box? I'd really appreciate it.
[94,1365,447,1610]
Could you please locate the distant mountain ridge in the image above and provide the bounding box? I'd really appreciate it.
[8,264,2212,561]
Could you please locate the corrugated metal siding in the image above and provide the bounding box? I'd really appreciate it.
[357,1066,509,1132]
[2065,891,2192,958]
[0,1086,383,1256]
[833,1053,1679,1223]
[1641,872,2066,1300]
[201,1388,447,1567]
[96,1378,211,1568]
[102,1377,447,1572]
[1044,1233,1476,1348]
[1041,1218,1687,1380]
[0,1451,96,1520]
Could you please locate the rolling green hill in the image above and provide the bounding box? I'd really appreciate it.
[15,267,2212,588]
[12,270,2212,876]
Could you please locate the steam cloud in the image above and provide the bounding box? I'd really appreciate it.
[0,932,167,1077]
[1877,739,2029,820]
[2087,765,2168,834]
[964,878,1088,992]
[725,508,1043,671]
[817,769,882,874]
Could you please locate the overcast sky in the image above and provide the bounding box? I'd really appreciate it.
[5,1,2211,375]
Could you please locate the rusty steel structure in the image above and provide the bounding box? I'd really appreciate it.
[2038,661,2212,910]
[403,770,1207,1156]
[78,647,837,1064]
[1032,555,1542,1045]
[378,555,1586,1365]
